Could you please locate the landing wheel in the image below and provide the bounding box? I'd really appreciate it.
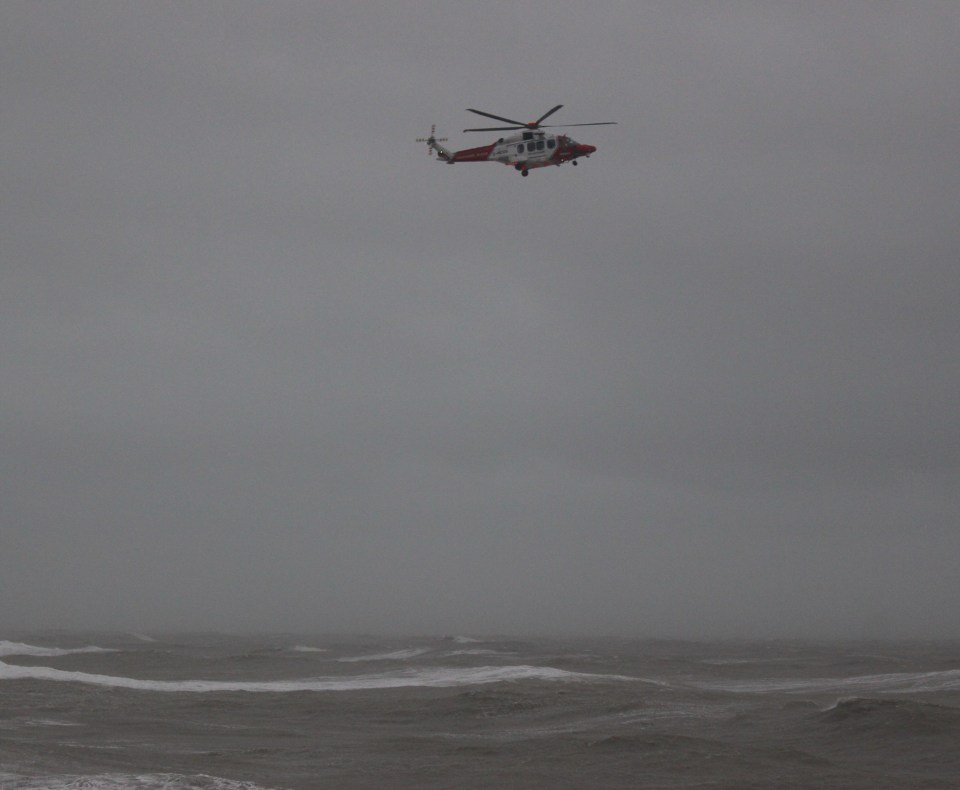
[521,169,529,177]
[572,160,578,166]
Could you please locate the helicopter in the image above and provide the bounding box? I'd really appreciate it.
[416,105,616,177]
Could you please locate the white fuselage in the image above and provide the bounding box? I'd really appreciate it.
[489,131,557,166]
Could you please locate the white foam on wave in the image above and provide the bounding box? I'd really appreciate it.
[445,648,505,657]
[0,640,115,658]
[335,647,431,662]
[0,717,79,730]
[697,668,960,695]
[0,659,634,693]
[0,772,285,790]
[289,645,327,653]
[23,718,82,727]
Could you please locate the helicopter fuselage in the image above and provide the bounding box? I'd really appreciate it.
[417,105,613,176]
[438,131,596,173]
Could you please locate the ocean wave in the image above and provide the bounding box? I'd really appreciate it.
[444,648,505,657]
[0,659,634,693]
[815,696,960,736]
[0,772,287,790]
[288,645,328,653]
[696,668,960,695]
[335,647,431,662]
[821,696,958,718]
[19,718,82,728]
[0,640,116,658]
[0,717,80,731]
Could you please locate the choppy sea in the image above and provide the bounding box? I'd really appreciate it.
[2,633,958,789]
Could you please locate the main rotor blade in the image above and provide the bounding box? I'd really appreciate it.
[466,108,528,127]
[535,105,564,125]
[463,125,526,132]
[540,122,618,128]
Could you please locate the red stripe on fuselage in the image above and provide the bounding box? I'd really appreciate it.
[451,144,495,162]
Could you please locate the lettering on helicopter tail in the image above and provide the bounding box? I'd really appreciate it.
[452,144,495,163]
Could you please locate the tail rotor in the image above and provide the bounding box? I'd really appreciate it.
[415,124,448,156]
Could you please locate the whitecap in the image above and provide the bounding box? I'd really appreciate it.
[289,645,327,653]
[24,718,82,727]
[335,647,431,662]
[0,659,636,693]
[0,717,79,730]
[0,772,287,789]
[444,649,504,657]
[695,668,960,695]
[0,640,116,658]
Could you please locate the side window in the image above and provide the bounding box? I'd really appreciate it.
[537,141,545,151]
[547,139,555,149]
[517,144,524,154]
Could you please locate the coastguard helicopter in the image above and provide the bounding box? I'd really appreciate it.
[416,105,616,177]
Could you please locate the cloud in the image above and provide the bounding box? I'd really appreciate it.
[2,2,958,637]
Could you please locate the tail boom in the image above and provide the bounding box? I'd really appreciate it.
[448,143,495,163]
[416,126,494,164]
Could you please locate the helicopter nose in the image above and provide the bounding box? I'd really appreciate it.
[579,144,596,156]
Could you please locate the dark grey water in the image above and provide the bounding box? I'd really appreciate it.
[2,633,959,789]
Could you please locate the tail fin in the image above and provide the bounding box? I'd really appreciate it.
[416,125,453,161]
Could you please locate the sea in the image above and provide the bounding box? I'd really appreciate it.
[1,633,959,789]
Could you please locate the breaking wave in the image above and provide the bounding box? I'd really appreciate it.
[0,640,116,658]
[335,647,431,662]
[0,659,634,693]
[696,669,960,695]
[815,697,960,736]
[0,772,285,790]
[444,648,505,657]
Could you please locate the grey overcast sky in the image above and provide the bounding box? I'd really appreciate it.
[2,1,958,638]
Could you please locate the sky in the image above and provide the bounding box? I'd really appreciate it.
[2,1,958,638]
